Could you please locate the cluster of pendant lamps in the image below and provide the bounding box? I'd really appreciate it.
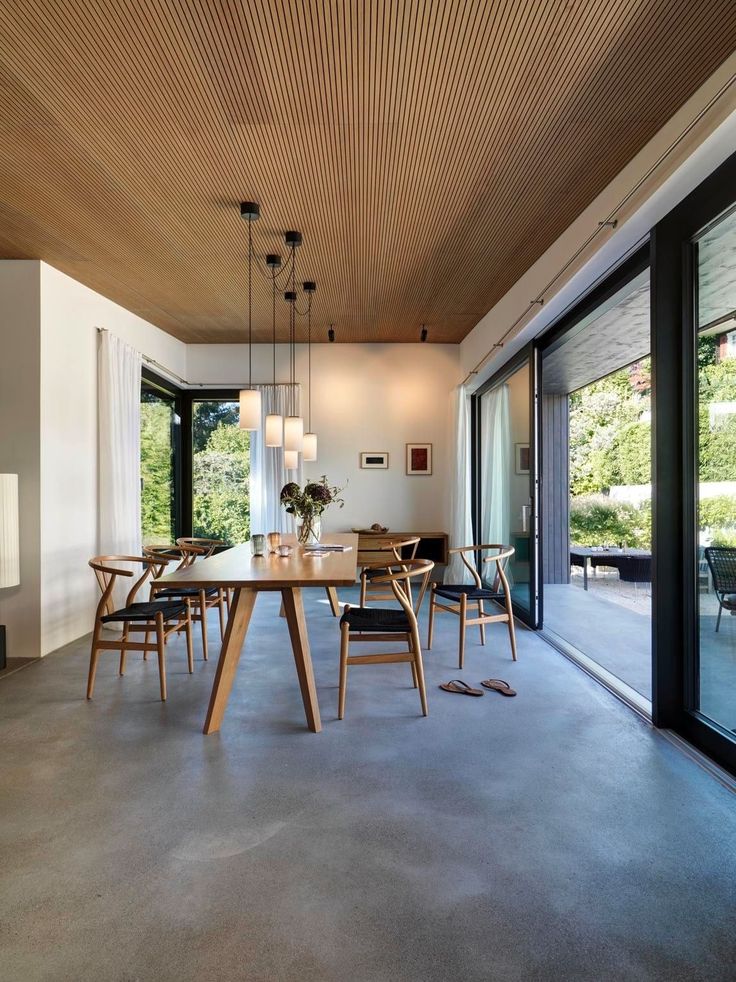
[237,201,318,469]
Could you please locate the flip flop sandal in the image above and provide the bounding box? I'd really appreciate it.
[439,679,484,697]
[480,679,517,697]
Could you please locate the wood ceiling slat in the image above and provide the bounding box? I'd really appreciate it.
[0,0,734,343]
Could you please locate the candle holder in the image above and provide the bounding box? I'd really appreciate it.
[250,534,266,556]
[267,532,282,553]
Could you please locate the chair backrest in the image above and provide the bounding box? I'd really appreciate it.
[375,536,420,562]
[705,546,736,594]
[365,559,434,617]
[176,537,226,558]
[450,544,514,592]
[88,555,159,619]
[143,543,203,572]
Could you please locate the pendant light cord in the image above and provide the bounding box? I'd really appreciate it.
[272,266,277,385]
[248,216,253,389]
[307,295,312,431]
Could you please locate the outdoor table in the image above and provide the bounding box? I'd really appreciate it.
[155,533,358,734]
[569,546,652,590]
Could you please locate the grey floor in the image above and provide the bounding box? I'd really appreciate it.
[2,587,736,982]
[543,582,652,700]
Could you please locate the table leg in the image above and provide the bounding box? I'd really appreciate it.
[583,558,589,591]
[325,586,340,617]
[281,587,322,733]
[203,587,257,734]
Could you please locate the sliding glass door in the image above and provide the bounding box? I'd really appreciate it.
[693,204,736,735]
[539,261,652,709]
[476,350,539,627]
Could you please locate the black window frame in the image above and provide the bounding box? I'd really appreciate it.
[652,147,736,775]
[141,368,184,543]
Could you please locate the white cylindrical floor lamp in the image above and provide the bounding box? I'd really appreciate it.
[0,474,20,671]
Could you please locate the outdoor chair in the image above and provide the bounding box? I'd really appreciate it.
[338,559,434,718]
[704,546,736,631]
[87,555,193,701]
[428,544,517,667]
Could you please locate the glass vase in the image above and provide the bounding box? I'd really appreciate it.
[297,517,321,546]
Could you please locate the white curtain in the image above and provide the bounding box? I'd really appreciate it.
[249,384,302,535]
[480,384,511,551]
[98,331,142,558]
[446,385,475,583]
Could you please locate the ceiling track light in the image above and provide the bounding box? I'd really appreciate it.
[328,325,335,343]
[238,201,262,431]
[420,324,428,342]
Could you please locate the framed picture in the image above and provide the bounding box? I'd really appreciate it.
[360,451,389,469]
[515,443,530,474]
[406,443,432,475]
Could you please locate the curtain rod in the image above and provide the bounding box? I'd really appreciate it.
[96,328,299,389]
[459,69,736,388]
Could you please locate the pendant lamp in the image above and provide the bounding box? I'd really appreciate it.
[264,253,283,447]
[302,281,318,461]
[283,244,304,452]
[238,202,261,430]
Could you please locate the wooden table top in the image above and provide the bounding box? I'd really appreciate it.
[155,533,359,590]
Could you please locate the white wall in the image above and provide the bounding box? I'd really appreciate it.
[186,342,461,533]
[38,263,187,655]
[0,262,42,661]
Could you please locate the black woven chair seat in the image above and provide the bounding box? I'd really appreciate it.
[434,584,503,602]
[101,600,188,623]
[340,607,411,633]
[154,586,219,599]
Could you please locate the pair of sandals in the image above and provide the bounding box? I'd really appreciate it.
[439,678,516,697]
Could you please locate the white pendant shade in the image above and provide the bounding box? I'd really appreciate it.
[284,415,304,451]
[0,474,20,589]
[284,449,299,471]
[302,432,318,462]
[239,388,261,430]
[265,413,284,447]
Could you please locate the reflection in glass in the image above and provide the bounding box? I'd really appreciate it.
[695,206,736,731]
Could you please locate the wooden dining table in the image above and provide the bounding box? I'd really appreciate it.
[155,533,359,734]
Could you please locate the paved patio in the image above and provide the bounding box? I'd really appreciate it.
[543,574,736,730]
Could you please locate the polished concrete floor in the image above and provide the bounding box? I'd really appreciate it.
[2,587,736,981]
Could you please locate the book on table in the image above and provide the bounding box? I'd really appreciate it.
[303,544,353,552]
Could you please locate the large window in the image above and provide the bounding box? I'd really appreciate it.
[140,376,178,545]
[192,399,250,544]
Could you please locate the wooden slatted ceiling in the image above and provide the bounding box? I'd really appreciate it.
[0,1,734,344]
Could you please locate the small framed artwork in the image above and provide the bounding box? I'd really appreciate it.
[406,443,432,476]
[515,443,530,474]
[360,451,389,469]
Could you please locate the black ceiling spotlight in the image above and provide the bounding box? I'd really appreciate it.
[240,201,260,221]
[266,253,281,269]
[328,324,335,342]
[420,324,428,342]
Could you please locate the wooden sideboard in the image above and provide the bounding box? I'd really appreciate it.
[354,531,449,568]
